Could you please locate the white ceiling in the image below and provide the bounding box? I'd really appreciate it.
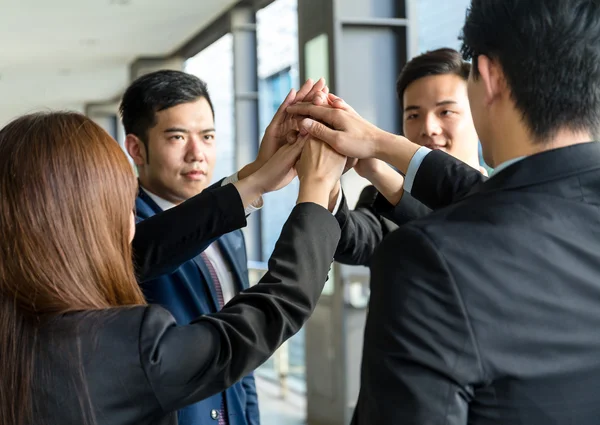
[0,0,238,126]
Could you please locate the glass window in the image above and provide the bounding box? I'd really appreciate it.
[415,0,471,53]
[257,0,300,261]
[185,34,236,182]
[256,0,306,388]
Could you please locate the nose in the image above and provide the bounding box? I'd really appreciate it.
[421,113,442,138]
[185,136,205,163]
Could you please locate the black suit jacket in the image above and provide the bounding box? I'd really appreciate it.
[131,182,240,282]
[334,185,431,266]
[353,143,600,424]
[33,200,340,425]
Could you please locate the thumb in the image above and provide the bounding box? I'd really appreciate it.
[300,118,339,148]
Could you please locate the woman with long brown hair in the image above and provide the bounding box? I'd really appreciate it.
[0,111,346,425]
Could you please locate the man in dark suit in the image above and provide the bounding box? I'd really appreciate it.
[333,48,482,265]
[288,0,600,423]
[120,71,324,425]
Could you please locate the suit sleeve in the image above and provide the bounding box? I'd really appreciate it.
[138,203,341,413]
[372,191,431,227]
[242,372,260,425]
[334,186,398,266]
[353,224,484,424]
[411,150,487,210]
[132,184,246,282]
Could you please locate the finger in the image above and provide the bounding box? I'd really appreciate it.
[311,91,328,106]
[328,93,356,113]
[286,130,299,144]
[323,85,330,96]
[286,104,340,127]
[294,78,315,103]
[302,77,326,102]
[299,118,340,148]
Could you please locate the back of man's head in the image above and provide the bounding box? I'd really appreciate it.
[396,48,470,104]
[119,70,215,146]
[461,0,600,142]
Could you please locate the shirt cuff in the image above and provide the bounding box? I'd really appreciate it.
[403,146,431,194]
[331,187,343,215]
[222,172,264,215]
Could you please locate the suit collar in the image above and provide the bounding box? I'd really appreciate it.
[472,142,600,196]
[137,186,164,215]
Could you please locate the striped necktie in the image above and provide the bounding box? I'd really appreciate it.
[200,250,228,425]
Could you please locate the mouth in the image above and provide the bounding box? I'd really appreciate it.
[182,170,207,181]
[424,143,447,151]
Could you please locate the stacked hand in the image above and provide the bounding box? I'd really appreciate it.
[236,77,407,211]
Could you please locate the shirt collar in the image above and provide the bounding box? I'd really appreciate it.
[141,187,177,211]
[490,156,526,178]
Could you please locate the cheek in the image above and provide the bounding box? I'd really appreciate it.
[403,122,419,142]
[151,147,184,175]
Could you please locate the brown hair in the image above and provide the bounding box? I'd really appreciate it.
[0,112,146,425]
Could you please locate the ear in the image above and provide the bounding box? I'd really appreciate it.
[476,55,504,106]
[125,134,147,166]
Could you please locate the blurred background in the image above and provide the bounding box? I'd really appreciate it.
[0,0,474,423]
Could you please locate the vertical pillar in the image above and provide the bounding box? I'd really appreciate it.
[298,0,409,424]
[231,5,262,261]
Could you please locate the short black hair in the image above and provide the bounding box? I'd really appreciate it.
[119,70,215,151]
[460,0,600,142]
[396,48,470,104]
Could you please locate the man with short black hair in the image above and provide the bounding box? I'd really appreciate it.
[334,47,481,266]
[289,0,600,422]
[121,70,323,425]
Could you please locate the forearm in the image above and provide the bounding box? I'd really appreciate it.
[133,184,246,282]
[364,164,405,207]
[374,132,421,175]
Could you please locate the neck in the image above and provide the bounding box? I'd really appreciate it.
[489,125,593,167]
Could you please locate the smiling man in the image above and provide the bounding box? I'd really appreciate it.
[399,48,480,167]
[334,48,483,266]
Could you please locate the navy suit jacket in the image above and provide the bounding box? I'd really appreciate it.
[135,187,260,425]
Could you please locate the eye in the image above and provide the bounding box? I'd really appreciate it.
[169,135,185,141]
[405,114,418,121]
[204,134,215,141]
[440,110,455,117]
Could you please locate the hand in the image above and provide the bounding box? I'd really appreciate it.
[289,93,359,172]
[233,138,305,207]
[296,136,347,209]
[239,79,327,179]
[286,100,384,159]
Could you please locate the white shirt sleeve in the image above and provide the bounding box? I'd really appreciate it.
[403,146,432,194]
[221,172,264,215]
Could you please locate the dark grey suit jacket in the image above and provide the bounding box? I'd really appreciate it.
[32,192,341,425]
[352,144,600,424]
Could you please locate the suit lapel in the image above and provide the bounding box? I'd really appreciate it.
[137,187,163,217]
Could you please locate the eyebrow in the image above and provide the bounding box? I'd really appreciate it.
[404,99,458,112]
[164,127,216,134]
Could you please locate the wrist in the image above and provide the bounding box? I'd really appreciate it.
[375,133,420,175]
[328,181,341,212]
[238,160,262,181]
[232,174,264,209]
[297,182,331,209]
